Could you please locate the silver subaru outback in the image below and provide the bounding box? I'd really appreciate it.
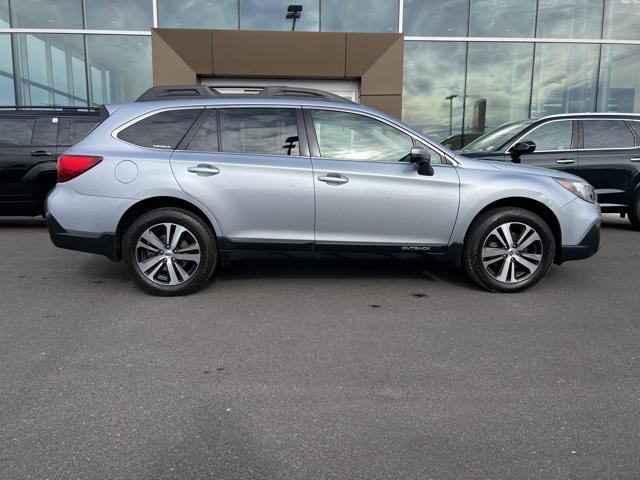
[46,86,600,296]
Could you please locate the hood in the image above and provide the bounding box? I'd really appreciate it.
[454,154,584,182]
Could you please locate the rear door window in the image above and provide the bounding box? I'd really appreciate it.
[118,109,203,149]
[32,117,58,146]
[219,108,300,156]
[0,117,35,146]
[582,120,635,149]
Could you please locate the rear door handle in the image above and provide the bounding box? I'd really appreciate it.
[630,158,640,163]
[31,150,54,157]
[556,159,575,164]
[318,173,349,184]
[187,164,220,176]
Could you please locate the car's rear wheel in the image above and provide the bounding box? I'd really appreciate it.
[463,207,555,292]
[123,208,217,296]
[627,191,640,230]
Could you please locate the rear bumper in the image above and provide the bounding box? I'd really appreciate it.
[559,218,600,262]
[46,213,118,260]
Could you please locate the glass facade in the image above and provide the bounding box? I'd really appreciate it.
[0,0,638,146]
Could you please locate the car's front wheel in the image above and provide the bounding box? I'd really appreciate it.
[463,207,555,292]
[123,208,218,296]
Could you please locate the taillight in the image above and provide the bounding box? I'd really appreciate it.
[57,155,102,183]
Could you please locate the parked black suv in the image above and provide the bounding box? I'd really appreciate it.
[0,106,101,216]
[461,114,640,228]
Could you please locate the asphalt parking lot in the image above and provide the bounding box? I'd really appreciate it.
[1,215,639,479]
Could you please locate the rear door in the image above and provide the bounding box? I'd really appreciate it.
[170,106,315,248]
[306,108,459,248]
[506,119,580,175]
[577,119,640,210]
[0,116,37,204]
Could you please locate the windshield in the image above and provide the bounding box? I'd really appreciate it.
[462,120,532,152]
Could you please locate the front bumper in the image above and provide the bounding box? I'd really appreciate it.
[46,213,118,260]
[559,218,600,262]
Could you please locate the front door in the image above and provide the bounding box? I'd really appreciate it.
[306,108,460,248]
[171,107,315,248]
[507,119,580,176]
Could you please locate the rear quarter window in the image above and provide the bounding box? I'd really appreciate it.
[117,109,202,149]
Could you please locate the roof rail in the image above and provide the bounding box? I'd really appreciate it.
[0,105,101,112]
[135,85,354,104]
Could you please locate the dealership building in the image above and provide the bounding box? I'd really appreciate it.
[1,0,639,143]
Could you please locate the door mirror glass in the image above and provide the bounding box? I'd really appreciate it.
[510,140,536,162]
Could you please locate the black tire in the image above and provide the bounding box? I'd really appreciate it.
[123,208,217,296]
[462,207,555,293]
[627,191,640,230]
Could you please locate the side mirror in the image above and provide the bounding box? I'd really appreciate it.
[510,141,536,163]
[409,146,434,176]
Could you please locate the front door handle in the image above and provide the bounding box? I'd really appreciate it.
[318,173,349,184]
[187,164,220,176]
[556,159,575,164]
[31,150,54,157]
[630,158,640,163]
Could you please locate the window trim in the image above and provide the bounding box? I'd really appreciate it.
[506,118,577,154]
[303,106,457,166]
[578,118,639,151]
[112,105,205,150]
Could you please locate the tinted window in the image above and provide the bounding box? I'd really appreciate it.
[583,120,635,149]
[118,109,202,149]
[69,118,98,144]
[220,108,299,156]
[321,0,397,32]
[403,0,468,36]
[187,111,219,152]
[311,110,414,162]
[520,121,573,151]
[32,117,58,145]
[0,118,35,145]
[84,0,152,30]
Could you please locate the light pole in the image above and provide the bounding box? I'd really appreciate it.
[286,5,303,31]
[445,94,458,137]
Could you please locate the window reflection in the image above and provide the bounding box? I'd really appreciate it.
[598,45,640,112]
[531,43,599,116]
[469,0,535,37]
[465,42,533,135]
[86,36,152,105]
[0,0,9,28]
[10,0,83,29]
[321,0,398,32]
[403,0,468,36]
[521,120,573,151]
[14,34,87,106]
[0,34,15,105]
[158,0,238,29]
[311,109,413,161]
[84,0,152,30]
[603,0,640,40]
[402,41,466,141]
[241,0,319,31]
[537,0,603,39]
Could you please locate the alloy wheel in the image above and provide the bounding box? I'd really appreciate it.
[135,223,201,285]
[481,222,543,284]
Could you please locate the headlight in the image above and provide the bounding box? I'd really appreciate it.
[554,178,597,203]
